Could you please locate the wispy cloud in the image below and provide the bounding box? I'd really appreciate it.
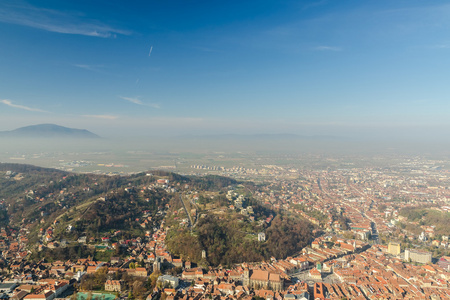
[1,99,48,112]
[72,64,113,75]
[119,96,160,109]
[0,2,130,38]
[191,46,220,53]
[74,64,98,71]
[83,114,118,120]
[120,96,143,105]
[429,44,450,49]
[313,46,342,51]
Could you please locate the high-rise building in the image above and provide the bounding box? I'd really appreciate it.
[388,242,401,256]
[405,249,432,264]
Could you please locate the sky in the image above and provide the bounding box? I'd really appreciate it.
[1,0,450,139]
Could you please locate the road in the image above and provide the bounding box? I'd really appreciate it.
[178,194,193,229]
[348,184,381,244]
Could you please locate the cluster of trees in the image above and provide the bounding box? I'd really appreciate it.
[400,207,428,222]
[150,170,188,183]
[0,208,8,228]
[167,189,279,266]
[0,163,67,174]
[196,215,266,266]
[79,267,109,291]
[165,230,203,263]
[167,214,265,266]
[73,188,169,239]
[400,207,450,235]
[188,175,238,191]
[265,214,314,259]
[151,170,238,190]
[246,197,274,220]
[30,245,95,262]
[336,215,350,230]
[167,213,314,267]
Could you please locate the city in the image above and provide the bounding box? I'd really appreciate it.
[0,155,449,299]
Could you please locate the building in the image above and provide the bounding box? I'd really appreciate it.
[309,268,322,280]
[172,258,183,268]
[105,280,122,292]
[11,290,29,300]
[0,283,18,293]
[243,269,283,291]
[311,241,320,249]
[134,267,148,277]
[419,232,427,242]
[157,275,179,289]
[153,257,161,272]
[258,232,266,242]
[405,249,432,264]
[313,282,326,299]
[181,268,204,280]
[437,256,450,271]
[23,291,54,300]
[388,242,401,256]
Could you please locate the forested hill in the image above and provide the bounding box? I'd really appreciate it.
[0,163,68,175]
[0,163,314,266]
[166,213,314,266]
[151,170,238,190]
[0,163,241,242]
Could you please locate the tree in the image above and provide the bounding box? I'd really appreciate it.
[132,280,147,300]
[147,271,161,290]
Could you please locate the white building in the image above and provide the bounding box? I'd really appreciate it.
[258,232,266,242]
[158,275,179,289]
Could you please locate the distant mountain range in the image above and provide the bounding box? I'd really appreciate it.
[179,133,342,140]
[0,124,100,138]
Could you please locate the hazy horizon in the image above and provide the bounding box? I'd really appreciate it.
[1,121,449,143]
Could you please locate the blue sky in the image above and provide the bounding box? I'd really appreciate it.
[1,0,450,138]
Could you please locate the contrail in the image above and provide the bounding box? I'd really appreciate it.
[148,46,153,57]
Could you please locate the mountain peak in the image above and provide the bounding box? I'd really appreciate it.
[0,124,100,138]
